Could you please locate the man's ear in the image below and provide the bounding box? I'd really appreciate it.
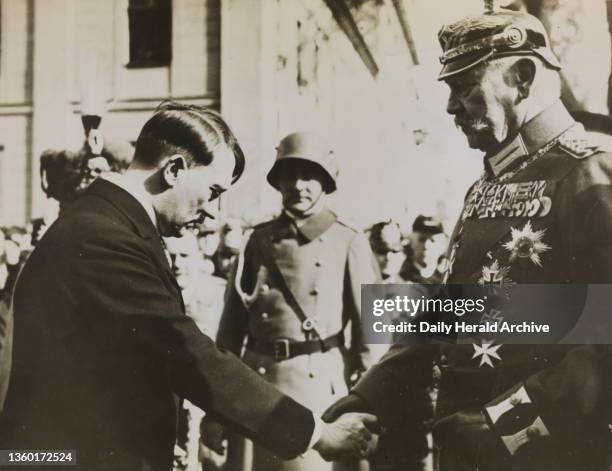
[163,154,187,188]
[512,58,536,100]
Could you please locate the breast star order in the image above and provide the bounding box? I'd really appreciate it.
[502,220,550,267]
[472,341,502,368]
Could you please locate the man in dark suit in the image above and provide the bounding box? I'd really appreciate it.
[0,102,378,471]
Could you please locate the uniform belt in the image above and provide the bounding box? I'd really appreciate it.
[247,333,344,361]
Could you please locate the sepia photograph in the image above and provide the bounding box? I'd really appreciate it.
[0,0,612,470]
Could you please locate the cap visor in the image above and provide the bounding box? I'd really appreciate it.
[438,52,492,80]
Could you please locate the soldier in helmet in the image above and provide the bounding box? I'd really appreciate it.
[322,5,612,471]
[202,132,380,471]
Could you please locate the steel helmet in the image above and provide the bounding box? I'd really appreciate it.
[266,132,338,193]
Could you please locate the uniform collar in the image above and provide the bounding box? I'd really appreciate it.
[485,100,575,178]
[281,208,336,241]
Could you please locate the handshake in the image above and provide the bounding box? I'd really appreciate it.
[313,410,380,461]
[201,394,381,462]
[314,393,382,461]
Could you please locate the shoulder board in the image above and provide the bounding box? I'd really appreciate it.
[251,216,279,231]
[557,125,600,159]
[335,214,359,233]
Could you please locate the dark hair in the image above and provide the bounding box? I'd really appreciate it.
[134,101,245,183]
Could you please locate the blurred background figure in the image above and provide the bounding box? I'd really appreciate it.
[196,222,222,277]
[0,226,24,413]
[0,228,11,414]
[165,230,228,471]
[368,220,406,283]
[39,112,133,215]
[401,215,447,283]
[165,230,226,337]
[213,218,243,280]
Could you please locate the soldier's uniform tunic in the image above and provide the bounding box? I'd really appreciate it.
[217,208,378,471]
[352,102,612,471]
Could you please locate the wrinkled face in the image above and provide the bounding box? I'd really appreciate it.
[445,62,518,152]
[375,250,405,279]
[165,232,201,290]
[155,146,235,237]
[276,161,326,217]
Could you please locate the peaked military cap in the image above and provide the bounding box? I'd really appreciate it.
[437,7,561,80]
[412,215,443,236]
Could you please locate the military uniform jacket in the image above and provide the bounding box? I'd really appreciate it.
[353,102,612,471]
[0,180,314,471]
[217,209,378,411]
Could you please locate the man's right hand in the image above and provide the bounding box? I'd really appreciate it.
[200,416,227,455]
[321,393,371,423]
[313,412,380,461]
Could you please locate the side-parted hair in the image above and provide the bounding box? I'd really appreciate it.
[134,101,245,183]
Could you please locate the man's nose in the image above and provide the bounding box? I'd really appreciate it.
[174,255,189,270]
[204,201,221,221]
[446,91,462,115]
[294,178,308,189]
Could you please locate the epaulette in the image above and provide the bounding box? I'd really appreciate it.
[335,213,359,233]
[557,125,600,159]
[250,215,280,231]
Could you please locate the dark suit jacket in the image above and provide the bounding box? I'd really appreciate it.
[0,180,314,471]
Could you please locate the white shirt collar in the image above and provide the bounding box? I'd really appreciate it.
[103,173,158,228]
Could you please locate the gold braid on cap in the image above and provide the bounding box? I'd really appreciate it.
[484,0,498,14]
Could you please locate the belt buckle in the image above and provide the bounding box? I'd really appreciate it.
[274,339,291,361]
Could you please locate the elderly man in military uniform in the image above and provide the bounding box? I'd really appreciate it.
[202,132,379,471]
[323,6,612,471]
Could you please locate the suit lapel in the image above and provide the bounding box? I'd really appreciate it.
[85,180,184,309]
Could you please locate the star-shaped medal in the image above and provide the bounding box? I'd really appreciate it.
[502,220,550,267]
[472,341,502,368]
